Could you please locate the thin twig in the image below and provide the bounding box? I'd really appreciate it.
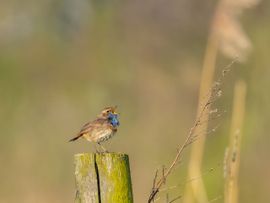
[209,195,223,202]
[148,96,211,202]
[151,169,159,202]
[159,165,219,193]
[148,59,236,203]
[168,195,182,203]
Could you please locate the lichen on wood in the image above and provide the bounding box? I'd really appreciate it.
[96,153,133,203]
[74,153,133,203]
[74,153,99,203]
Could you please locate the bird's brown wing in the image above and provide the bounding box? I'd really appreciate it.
[79,118,107,135]
[69,118,106,142]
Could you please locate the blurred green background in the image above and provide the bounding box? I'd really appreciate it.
[0,0,269,202]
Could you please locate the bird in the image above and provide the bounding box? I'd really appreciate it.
[69,106,120,152]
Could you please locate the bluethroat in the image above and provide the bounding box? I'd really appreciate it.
[69,106,120,152]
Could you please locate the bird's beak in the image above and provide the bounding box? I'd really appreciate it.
[112,111,119,115]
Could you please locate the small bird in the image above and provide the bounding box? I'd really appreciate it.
[69,106,120,152]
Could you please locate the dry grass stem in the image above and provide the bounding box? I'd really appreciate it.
[159,166,218,194]
[224,80,247,203]
[183,0,258,200]
[148,60,236,203]
[183,58,235,203]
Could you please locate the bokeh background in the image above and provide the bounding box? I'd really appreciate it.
[0,0,269,202]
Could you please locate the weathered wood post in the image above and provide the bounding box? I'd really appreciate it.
[74,153,133,203]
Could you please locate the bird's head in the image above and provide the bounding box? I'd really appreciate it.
[98,106,118,118]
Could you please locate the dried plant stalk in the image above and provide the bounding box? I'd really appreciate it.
[224,80,247,203]
[147,61,232,203]
[148,94,211,203]
[149,0,257,200]
[182,20,219,203]
[183,0,257,200]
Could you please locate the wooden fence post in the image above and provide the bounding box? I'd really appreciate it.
[74,153,133,203]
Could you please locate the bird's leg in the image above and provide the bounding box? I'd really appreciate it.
[98,143,108,153]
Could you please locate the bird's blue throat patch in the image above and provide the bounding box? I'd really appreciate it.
[108,113,120,127]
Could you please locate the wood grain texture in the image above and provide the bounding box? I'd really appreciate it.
[96,153,133,203]
[74,153,99,203]
[74,153,133,203]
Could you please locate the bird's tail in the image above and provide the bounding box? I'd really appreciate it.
[68,134,82,142]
